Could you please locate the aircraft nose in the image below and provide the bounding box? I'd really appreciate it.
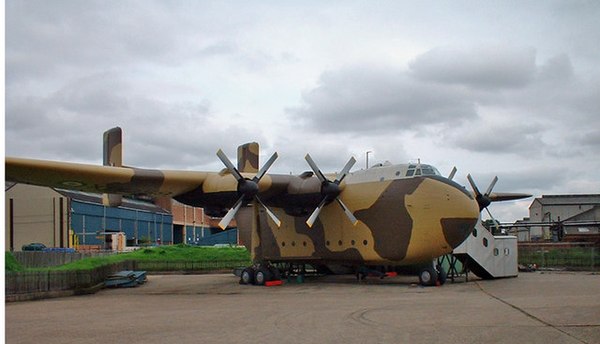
[439,181,480,249]
[441,217,479,249]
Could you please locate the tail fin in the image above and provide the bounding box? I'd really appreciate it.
[102,127,123,207]
[237,142,259,173]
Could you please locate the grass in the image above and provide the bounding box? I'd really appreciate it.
[5,252,24,272]
[37,245,250,271]
[519,247,599,269]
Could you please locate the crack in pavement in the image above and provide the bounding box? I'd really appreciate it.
[475,281,591,344]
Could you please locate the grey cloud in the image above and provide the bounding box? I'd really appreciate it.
[409,46,537,89]
[6,1,243,84]
[449,122,546,155]
[5,72,266,170]
[582,132,600,146]
[537,54,574,83]
[288,66,477,134]
[464,166,567,195]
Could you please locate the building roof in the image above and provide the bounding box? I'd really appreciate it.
[564,205,600,222]
[534,194,600,206]
[55,188,171,214]
[5,181,17,191]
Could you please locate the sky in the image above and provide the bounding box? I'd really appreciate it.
[5,0,600,222]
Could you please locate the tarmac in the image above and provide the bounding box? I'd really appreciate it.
[5,271,600,344]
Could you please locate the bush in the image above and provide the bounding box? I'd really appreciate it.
[5,252,24,272]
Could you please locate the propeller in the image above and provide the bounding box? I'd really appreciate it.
[448,166,457,181]
[466,174,498,211]
[304,154,358,228]
[467,174,500,232]
[216,149,281,230]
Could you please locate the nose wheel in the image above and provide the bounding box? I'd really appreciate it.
[419,264,447,286]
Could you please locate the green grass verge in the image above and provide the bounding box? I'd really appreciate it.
[48,245,251,271]
[5,252,25,272]
[519,247,599,269]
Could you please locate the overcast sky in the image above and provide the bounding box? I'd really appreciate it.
[5,1,600,222]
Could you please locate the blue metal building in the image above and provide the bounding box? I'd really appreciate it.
[57,190,173,246]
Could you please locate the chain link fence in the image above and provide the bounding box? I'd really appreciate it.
[519,246,598,271]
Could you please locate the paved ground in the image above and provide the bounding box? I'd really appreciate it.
[6,271,600,344]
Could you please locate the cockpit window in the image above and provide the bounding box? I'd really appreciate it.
[405,164,441,177]
[422,167,434,175]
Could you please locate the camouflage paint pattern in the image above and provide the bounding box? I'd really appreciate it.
[102,127,123,206]
[103,127,123,167]
[244,176,479,266]
[7,136,515,267]
[237,142,259,173]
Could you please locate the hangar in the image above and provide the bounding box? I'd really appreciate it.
[6,183,173,251]
[154,198,238,246]
[5,183,238,251]
[517,194,600,242]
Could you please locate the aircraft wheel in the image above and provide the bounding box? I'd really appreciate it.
[269,266,282,281]
[254,267,273,286]
[240,267,255,285]
[437,265,447,286]
[419,267,438,286]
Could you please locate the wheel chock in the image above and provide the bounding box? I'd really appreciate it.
[265,280,283,287]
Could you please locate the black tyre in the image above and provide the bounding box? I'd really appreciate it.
[269,266,282,281]
[437,266,447,286]
[254,267,273,286]
[240,267,255,285]
[419,267,438,286]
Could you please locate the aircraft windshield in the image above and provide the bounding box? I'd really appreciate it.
[405,164,441,177]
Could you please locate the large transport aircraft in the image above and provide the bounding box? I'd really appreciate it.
[5,127,530,286]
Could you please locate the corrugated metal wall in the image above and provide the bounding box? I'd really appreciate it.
[70,200,173,245]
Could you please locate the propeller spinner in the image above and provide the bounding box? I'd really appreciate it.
[304,154,358,228]
[216,149,281,230]
[466,174,501,231]
[466,174,498,211]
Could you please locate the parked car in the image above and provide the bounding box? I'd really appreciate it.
[21,243,47,251]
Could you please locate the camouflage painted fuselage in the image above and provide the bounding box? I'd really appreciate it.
[233,164,480,266]
[5,135,480,267]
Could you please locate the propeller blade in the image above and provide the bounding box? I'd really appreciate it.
[335,157,356,184]
[253,152,278,182]
[484,207,494,221]
[217,149,244,181]
[306,198,328,228]
[485,176,498,196]
[336,197,358,226]
[218,196,245,230]
[448,167,457,181]
[466,174,481,196]
[484,207,501,232]
[305,154,327,183]
[255,197,281,227]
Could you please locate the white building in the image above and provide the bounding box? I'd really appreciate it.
[525,194,600,241]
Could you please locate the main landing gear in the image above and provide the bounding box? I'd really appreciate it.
[418,264,447,286]
[239,264,281,286]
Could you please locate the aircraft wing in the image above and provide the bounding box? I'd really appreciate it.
[5,157,210,198]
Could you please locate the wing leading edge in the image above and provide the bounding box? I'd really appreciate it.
[6,157,210,198]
